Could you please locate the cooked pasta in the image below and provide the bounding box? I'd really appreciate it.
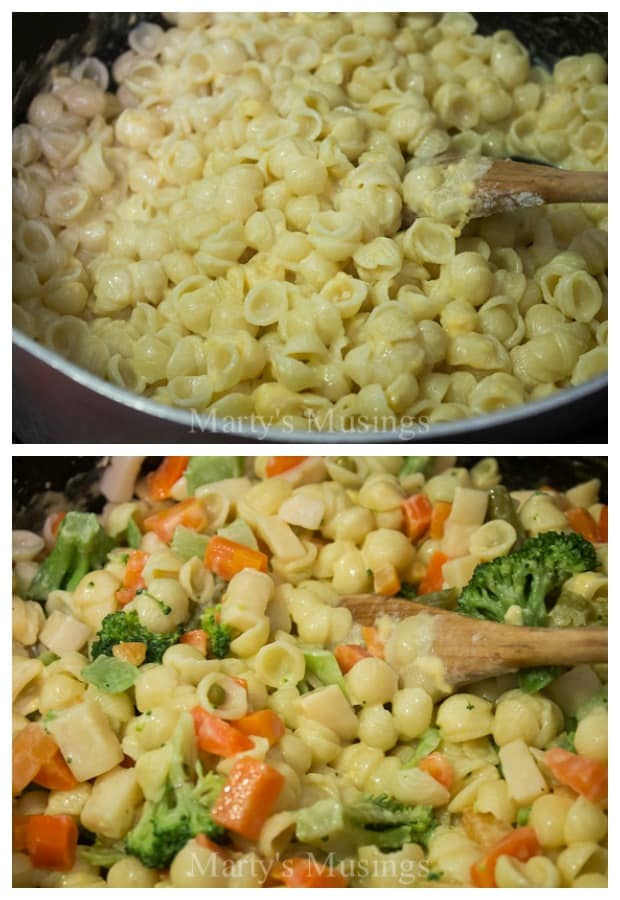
[12,14,607,432]
[12,455,607,887]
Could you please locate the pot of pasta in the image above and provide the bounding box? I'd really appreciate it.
[12,13,607,441]
[12,455,608,886]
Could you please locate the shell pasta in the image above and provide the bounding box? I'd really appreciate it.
[12,13,607,431]
[12,456,607,887]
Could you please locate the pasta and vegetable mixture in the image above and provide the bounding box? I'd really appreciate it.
[12,456,608,887]
[12,13,607,430]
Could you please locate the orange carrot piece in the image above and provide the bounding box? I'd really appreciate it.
[180,629,208,656]
[211,757,286,840]
[191,707,254,758]
[12,724,58,796]
[113,641,147,666]
[115,549,149,607]
[373,564,401,597]
[402,493,433,541]
[147,456,190,501]
[270,857,348,888]
[566,507,599,543]
[418,550,448,595]
[334,643,371,674]
[33,750,79,791]
[26,814,78,872]
[470,826,541,888]
[264,457,308,478]
[234,710,286,746]
[430,501,452,540]
[418,752,454,790]
[597,505,608,542]
[204,535,268,580]
[545,748,608,803]
[144,498,208,544]
[13,815,30,852]
[361,626,385,659]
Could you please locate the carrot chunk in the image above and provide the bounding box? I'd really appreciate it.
[12,724,58,796]
[147,456,190,500]
[430,501,452,540]
[26,814,78,872]
[180,629,208,656]
[418,550,448,595]
[597,505,608,542]
[211,757,286,840]
[234,710,286,746]
[115,549,149,607]
[190,707,254,758]
[143,498,208,544]
[204,535,268,580]
[33,750,79,791]
[334,643,371,674]
[265,457,308,478]
[566,507,599,543]
[402,493,433,541]
[470,826,541,887]
[418,752,454,789]
[545,747,607,803]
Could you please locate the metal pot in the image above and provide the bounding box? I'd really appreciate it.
[12,13,608,443]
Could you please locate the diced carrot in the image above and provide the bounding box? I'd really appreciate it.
[334,643,371,674]
[234,710,286,746]
[402,493,433,541]
[597,505,608,542]
[270,857,348,888]
[418,550,448,595]
[144,498,208,544]
[373,564,401,597]
[180,629,208,657]
[461,810,511,849]
[544,747,608,803]
[113,641,147,666]
[33,750,79,791]
[115,549,149,607]
[12,724,59,796]
[211,756,286,840]
[190,707,254,758]
[204,535,268,580]
[147,456,190,501]
[13,815,30,852]
[418,751,454,790]
[361,626,385,659]
[470,826,541,888]
[566,507,599,543]
[430,501,452,540]
[26,814,78,872]
[264,457,308,478]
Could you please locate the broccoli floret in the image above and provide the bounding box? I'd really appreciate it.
[27,512,115,603]
[344,794,436,850]
[91,610,182,663]
[200,605,233,659]
[458,531,597,627]
[126,715,227,870]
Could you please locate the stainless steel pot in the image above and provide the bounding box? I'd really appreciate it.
[12,13,608,443]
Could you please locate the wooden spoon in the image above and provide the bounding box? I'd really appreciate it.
[340,594,608,686]
[404,156,608,223]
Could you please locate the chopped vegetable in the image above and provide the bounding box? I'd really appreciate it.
[403,728,442,769]
[402,493,433,541]
[418,550,448,595]
[126,715,226,869]
[77,842,126,868]
[211,756,286,840]
[170,525,210,561]
[373,564,401,597]
[544,747,607,803]
[430,501,452,540]
[566,507,599,543]
[115,549,148,607]
[91,610,182,663]
[126,516,142,549]
[33,749,79,791]
[344,794,436,850]
[458,531,598,626]
[418,752,454,789]
[216,518,259,550]
[597,505,607,542]
[27,512,114,603]
[112,641,147,666]
[361,625,384,658]
[519,666,563,694]
[200,606,233,659]
[26,814,79,872]
[185,456,245,494]
[470,826,541,887]
[180,629,208,656]
[147,456,190,500]
[264,456,308,478]
[191,707,254,757]
[270,857,348,888]
[204,535,268,580]
[516,806,531,826]
[143,498,208,544]
[400,457,432,477]
[234,710,286,746]
[82,655,139,693]
[12,815,30,852]
[334,643,370,674]
[12,723,58,796]
[413,587,459,609]
[487,485,526,548]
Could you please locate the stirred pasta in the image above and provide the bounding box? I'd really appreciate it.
[12,455,607,887]
[12,14,607,432]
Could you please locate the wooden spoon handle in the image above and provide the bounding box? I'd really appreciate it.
[470,622,608,669]
[479,159,608,205]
